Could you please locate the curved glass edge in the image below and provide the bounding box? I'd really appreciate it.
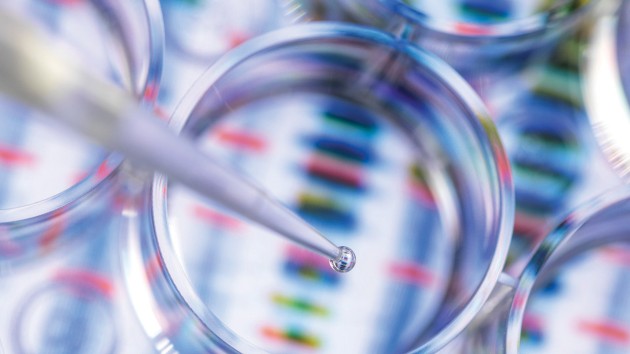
[139,0,164,104]
[384,0,599,40]
[0,0,164,224]
[505,186,630,353]
[152,176,265,353]
[401,42,515,354]
[117,175,264,353]
[0,165,122,272]
[152,22,514,354]
[168,22,397,133]
[583,2,630,182]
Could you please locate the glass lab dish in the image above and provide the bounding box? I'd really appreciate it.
[0,205,154,354]
[0,0,163,266]
[339,0,598,80]
[462,186,630,353]
[121,23,513,353]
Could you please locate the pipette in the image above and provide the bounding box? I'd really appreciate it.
[0,11,355,272]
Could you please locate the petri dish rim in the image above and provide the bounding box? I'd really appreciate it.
[583,2,630,183]
[383,0,598,40]
[0,0,164,224]
[505,186,630,353]
[149,22,514,353]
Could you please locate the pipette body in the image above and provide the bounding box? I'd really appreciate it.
[0,11,355,272]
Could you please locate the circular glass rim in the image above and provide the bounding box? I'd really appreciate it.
[0,0,164,223]
[149,22,514,353]
[383,0,596,39]
[505,186,630,353]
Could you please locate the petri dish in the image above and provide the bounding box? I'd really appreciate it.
[339,0,598,82]
[462,187,630,353]
[0,208,154,354]
[0,0,164,347]
[0,0,163,267]
[0,0,164,209]
[121,23,513,353]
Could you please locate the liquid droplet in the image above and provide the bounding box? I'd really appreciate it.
[330,246,356,273]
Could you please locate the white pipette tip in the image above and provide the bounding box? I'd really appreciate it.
[330,246,356,273]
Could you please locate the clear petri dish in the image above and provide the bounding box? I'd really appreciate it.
[462,187,630,353]
[0,207,154,354]
[0,0,163,265]
[339,0,598,80]
[121,23,513,353]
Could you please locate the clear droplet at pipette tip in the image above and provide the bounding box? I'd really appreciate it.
[330,246,356,273]
[236,187,356,273]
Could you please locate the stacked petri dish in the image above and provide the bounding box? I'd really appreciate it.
[0,0,163,264]
[338,0,599,85]
[462,187,630,353]
[0,0,163,352]
[121,23,514,354]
